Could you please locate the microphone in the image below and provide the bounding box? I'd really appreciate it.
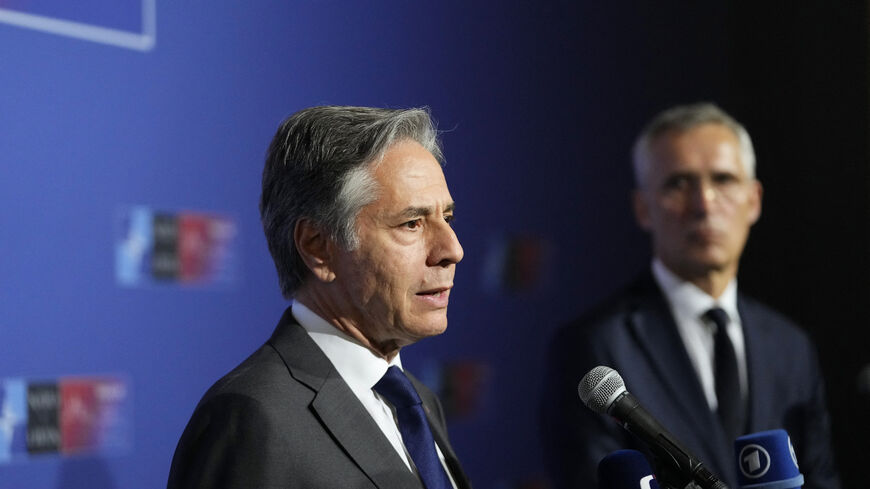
[598,449,661,489]
[578,366,729,489]
[734,429,804,489]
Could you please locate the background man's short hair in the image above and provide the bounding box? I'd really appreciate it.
[632,102,756,187]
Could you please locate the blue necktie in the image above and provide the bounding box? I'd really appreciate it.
[704,307,745,442]
[373,366,453,489]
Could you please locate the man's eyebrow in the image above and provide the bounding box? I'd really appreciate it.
[397,202,456,219]
[398,206,432,219]
[662,171,696,181]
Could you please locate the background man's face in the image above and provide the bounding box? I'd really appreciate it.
[330,139,464,351]
[634,123,762,280]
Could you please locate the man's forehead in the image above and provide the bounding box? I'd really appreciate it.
[650,129,741,166]
[373,160,450,198]
[654,121,737,139]
[367,169,454,217]
[652,124,736,148]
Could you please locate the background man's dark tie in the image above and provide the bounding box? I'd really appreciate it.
[705,307,745,443]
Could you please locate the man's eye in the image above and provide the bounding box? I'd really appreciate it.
[444,214,455,225]
[712,173,739,185]
[663,176,691,190]
[404,219,422,230]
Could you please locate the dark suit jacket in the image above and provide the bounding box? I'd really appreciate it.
[168,307,471,489]
[541,274,840,489]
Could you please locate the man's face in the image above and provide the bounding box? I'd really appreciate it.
[633,123,762,280]
[330,139,463,352]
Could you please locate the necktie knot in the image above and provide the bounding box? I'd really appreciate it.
[704,307,730,332]
[374,366,422,408]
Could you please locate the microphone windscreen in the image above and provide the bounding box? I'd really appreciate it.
[578,365,626,414]
[734,429,804,489]
[598,449,661,489]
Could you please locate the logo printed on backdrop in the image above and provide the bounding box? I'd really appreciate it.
[0,379,28,461]
[116,206,238,288]
[0,0,156,51]
[739,443,772,478]
[26,383,60,454]
[0,376,131,464]
[415,360,490,421]
[482,234,552,294]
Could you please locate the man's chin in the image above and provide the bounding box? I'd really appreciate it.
[409,318,449,340]
[680,243,730,264]
[664,251,731,277]
[685,256,732,275]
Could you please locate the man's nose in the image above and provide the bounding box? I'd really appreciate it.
[687,181,716,215]
[428,221,464,267]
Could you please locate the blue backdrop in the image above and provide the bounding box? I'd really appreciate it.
[3,2,859,489]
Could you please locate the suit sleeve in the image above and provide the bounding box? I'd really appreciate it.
[167,393,287,489]
[540,322,634,489]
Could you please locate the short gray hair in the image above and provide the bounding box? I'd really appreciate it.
[632,102,756,187]
[260,105,443,298]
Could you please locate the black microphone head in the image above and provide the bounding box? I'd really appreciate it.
[578,366,627,414]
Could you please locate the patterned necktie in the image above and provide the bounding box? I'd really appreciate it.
[373,366,452,489]
[704,307,745,442]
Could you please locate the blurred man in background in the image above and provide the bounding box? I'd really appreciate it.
[168,106,469,489]
[542,103,840,489]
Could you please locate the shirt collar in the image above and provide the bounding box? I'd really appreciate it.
[291,300,402,392]
[651,258,739,324]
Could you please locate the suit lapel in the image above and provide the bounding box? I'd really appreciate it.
[409,374,471,489]
[625,277,728,463]
[739,295,772,434]
[268,308,424,489]
[311,376,424,489]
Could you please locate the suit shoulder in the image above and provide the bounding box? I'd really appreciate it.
[740,294,813,344]
[556,276,654,340]
[196,341,305,408]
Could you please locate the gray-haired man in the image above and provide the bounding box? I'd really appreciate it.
[169,106,469,489]
[542,103,840,489]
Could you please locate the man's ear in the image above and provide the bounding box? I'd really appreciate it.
[294,219,336,283]
[748,179,763,225]
[633,189,652,231]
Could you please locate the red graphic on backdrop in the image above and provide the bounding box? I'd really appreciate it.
[60,380,98,453]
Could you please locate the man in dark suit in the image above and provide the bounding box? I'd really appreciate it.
[541,103,840,489]
[168,106,470,489]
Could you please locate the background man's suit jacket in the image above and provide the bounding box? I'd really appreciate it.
[168,307,471,489]
[541,274,840,489]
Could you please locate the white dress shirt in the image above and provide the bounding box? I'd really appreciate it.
[651,260,748,411]
[292,301,458,489]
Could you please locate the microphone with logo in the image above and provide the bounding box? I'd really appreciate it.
[578,366,730,489]
[734,429,804,489]
[599,449,661,489]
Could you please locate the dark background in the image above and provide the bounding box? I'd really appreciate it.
[0,1,866,488]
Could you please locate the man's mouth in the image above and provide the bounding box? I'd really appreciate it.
[417,287,450,297]
[688,226,721,242]
[415,287,452,307]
